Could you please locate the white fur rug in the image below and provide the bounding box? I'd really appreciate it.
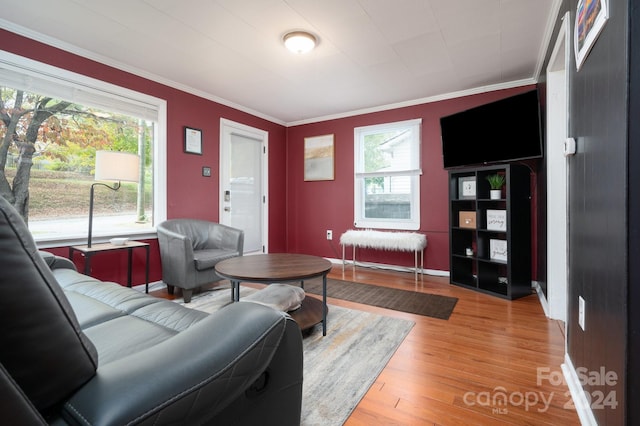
[340,229,427,251]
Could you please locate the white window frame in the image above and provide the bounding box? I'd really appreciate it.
[0,51,167,246]
[354,118,422,230]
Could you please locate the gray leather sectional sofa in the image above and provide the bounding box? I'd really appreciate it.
[0,195,303,425]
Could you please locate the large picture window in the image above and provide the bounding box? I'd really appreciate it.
[354,119,422,230]
[0,52,166,245]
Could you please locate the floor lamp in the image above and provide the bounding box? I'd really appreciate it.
[88,150,140,248]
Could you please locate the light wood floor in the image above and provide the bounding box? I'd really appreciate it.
[151,266,579,425]
[324,266,579,426]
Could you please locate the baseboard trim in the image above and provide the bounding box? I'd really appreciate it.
[562,354,598,426]
[533,281,551,318]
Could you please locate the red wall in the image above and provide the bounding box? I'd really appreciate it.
[286,86,536,272]
[2,28,537,281]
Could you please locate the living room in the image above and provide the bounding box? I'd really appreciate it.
[1,0,638,425]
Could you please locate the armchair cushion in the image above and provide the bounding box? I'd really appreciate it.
[193,248,240,271]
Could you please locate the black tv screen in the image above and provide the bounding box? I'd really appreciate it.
[440,90,543,169]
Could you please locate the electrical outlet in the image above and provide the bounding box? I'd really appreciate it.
[578,296,585,331]
[326,230,333,240]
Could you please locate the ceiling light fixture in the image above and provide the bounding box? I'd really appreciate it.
[283,31,317,54]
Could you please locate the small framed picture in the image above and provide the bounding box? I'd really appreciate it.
[184,126,202,155]
[574,0,608,71]
[486,209,507,231]
[458,176,476,199]
[490,239,508,262]
[304,134,335,181]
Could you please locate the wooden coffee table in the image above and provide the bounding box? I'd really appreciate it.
[215,253,332,335]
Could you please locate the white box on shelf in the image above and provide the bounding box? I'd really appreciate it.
[489,239,508,261]
[486,209,507,231]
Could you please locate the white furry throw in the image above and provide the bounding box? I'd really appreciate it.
[340,230,427,252]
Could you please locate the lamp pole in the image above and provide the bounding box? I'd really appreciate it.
[87,181,121,248]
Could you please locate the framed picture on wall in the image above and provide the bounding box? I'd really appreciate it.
[304,134,334,181]
[184,126,202,155]
[574,0,608,71]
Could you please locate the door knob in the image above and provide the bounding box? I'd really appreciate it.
[224,206,231,212]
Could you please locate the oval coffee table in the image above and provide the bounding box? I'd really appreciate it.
[215,253,332,335]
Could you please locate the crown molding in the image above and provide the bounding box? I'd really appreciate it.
[285,78,537,127]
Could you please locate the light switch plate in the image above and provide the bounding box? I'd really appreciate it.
[564,137,576,156]
[202,166,211,177]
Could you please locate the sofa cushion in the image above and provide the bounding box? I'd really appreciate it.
[0,196,98,413]
[53,269,208,365]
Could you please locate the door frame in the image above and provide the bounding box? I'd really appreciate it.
[219,118,269,254]
[543,11,571,323]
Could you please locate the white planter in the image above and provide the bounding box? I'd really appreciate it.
[490,189,502,200]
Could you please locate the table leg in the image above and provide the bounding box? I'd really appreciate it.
[84,253,91,276]
[127,248,133,287]
[145,245,150,293]
[231,280,241,302]
[322,273,327,336]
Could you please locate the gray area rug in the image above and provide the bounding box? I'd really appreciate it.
[303,277,458,320]
[165,285,415,425]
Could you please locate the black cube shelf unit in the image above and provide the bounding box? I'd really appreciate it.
[448,164,532,300]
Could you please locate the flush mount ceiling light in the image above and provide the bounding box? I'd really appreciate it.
[283,31,317,54]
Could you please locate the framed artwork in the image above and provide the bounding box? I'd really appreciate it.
[458,176,476,199]
[574,0,608,71]
[184,126,202,155]
[486,209,507,231]
[304,134,334,181]
[489,239,508,262]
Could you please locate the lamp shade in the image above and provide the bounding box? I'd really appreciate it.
[94,150,139,182]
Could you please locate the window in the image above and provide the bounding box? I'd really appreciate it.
[0,51,167,245]
[354,119,422,230]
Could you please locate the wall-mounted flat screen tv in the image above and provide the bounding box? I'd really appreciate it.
[440,90,543,169]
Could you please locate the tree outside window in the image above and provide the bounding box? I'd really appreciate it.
[0,86,153,240]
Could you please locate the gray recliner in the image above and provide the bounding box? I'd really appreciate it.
[157,219,244,302]
[0,196,303,425]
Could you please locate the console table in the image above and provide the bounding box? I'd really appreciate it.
[69,241,150,292]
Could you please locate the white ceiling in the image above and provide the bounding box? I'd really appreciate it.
[0,0,559,125]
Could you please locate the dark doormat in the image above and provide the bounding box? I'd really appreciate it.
[304,278,458,320]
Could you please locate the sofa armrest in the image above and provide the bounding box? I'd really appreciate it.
[61,303,302,426]
[39,251,77,271]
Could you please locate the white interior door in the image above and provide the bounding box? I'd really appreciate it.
[220,119,268,254]
[545,12,570,323]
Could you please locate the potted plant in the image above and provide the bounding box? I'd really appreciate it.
[486,174,505,199]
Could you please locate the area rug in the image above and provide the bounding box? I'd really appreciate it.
[170,285,415,426]
[303,277,458,320]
